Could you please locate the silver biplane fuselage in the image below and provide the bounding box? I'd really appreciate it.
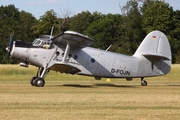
[8,30,172,87]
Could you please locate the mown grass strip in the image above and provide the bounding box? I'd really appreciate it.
[0,64,180,120]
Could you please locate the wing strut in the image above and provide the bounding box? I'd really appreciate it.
[62,43,70,63]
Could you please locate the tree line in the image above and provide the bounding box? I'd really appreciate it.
[0,0,180,63]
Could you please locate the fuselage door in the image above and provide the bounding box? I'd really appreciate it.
[85,52,99,75]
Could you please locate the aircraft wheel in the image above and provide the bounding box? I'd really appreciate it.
[141,80,147,86]
[35,78,45,87]
[30,77,37,86]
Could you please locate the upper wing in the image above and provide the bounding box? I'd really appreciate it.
[51,30,95,47]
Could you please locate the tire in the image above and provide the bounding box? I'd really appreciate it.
[141,80,147,86]
[35,78,45,87]
[30,77,37,86]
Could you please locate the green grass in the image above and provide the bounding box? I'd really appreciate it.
[0,64,180,120]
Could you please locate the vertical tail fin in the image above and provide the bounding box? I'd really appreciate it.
[133,30,171,75]
[134,30,171,61]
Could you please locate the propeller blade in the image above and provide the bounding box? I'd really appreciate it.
[6,33,14,58]
[9,34,13,49]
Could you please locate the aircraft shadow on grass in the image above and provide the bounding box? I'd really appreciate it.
[47,84,180,88]
[48,83,137,88]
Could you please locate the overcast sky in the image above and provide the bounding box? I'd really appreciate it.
[0,0,179,19]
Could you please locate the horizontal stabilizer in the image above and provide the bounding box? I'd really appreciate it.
[142,54,170,60]
[49,63,81,74]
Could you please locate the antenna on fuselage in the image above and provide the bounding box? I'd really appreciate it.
[50,26,54,39]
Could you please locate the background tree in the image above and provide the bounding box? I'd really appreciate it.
[18,10,37,42]
[68,11,102,34]
[142,0,175,62]
[0,5,21,63]
[0,5,37,63]
[57,8,73,32]
[31,9,59,37]
[117,0,145,55]
[142,0,173,34]
[85,14,122,50]
[169,10,180,63]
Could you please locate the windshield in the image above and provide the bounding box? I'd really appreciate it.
[32,38,52,49]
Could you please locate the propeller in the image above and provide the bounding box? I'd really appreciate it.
[9,34,13,49]
[6,32,14,58]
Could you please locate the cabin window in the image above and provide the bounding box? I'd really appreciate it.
[69,54,72,58]
[74,55,78,59]
[62,53,64,57]
[91,58,95,63]
[56,51,60,56]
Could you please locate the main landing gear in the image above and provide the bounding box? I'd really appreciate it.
[141,77,147,86]
[30,67,50,87]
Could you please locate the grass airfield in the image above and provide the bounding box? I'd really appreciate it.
[0,65,180,120]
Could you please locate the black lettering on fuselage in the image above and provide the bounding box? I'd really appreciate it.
[111,68,130,75]
[111,68,115,73]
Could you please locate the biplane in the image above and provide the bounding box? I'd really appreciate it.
[6,30,171,87]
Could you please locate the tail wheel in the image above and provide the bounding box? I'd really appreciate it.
[141,80,147,86]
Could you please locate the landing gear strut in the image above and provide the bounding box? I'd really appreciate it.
[141,77,147,86]
[30,67,50,87]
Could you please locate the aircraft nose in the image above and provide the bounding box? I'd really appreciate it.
[10,41,31,62]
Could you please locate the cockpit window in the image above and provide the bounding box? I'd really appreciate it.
[33,39,41,45]
[32,38,52,49]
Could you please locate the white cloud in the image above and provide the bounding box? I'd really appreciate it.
[37,0,44,5]
[26,1,35,5]
[47,0,61,4]
[27,0,62,5]
[26,0,44,5]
